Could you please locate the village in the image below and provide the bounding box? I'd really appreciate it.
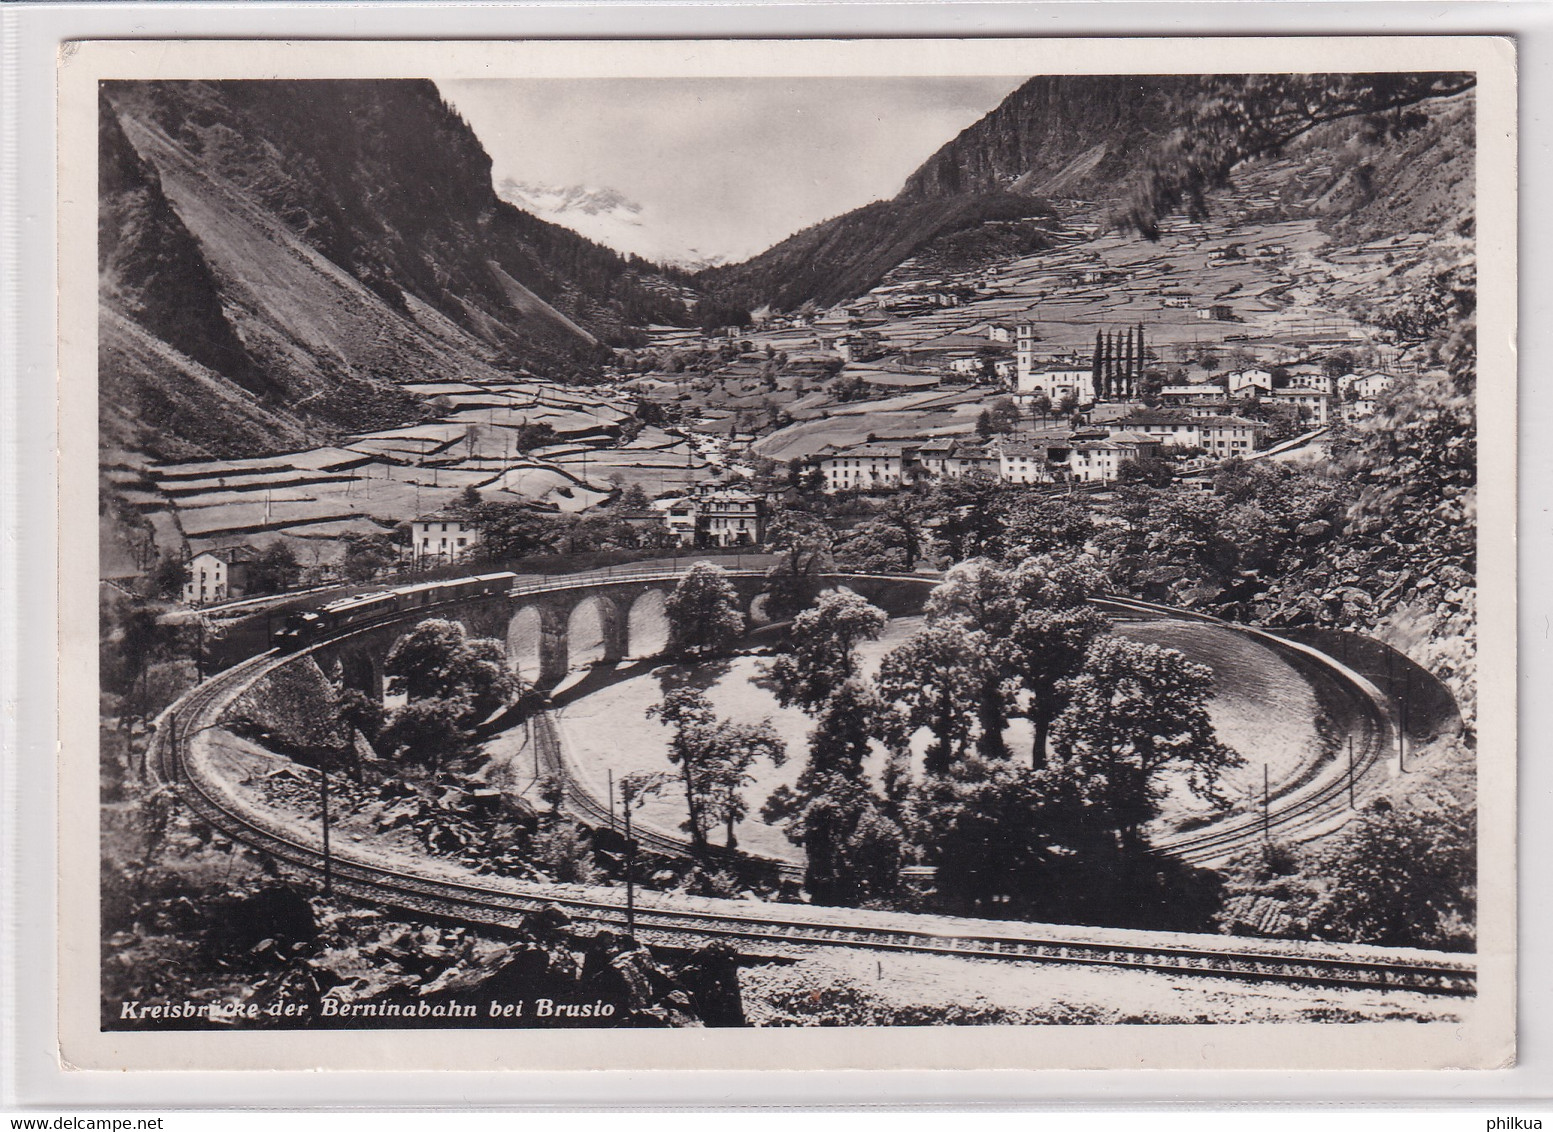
[137,189,1416,609]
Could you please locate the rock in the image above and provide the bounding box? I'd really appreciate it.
[212,884,318,953]
[524,903,573,941]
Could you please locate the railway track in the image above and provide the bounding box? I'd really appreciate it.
[536,587,1399,872]
[150,634,1475,998]
[1097,596,1398,865]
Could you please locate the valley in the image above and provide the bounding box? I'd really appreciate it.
[95,71,1481,1033]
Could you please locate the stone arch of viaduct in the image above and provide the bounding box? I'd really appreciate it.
[308,570,937,700]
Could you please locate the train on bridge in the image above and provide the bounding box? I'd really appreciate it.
[273,572,518,651]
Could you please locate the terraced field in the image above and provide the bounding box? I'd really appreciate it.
[131,382,709,559]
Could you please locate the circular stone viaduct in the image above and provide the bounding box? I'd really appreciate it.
[310,565,941,702]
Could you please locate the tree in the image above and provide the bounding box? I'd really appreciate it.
[1050,636,1241,849]
[340,534,398,582]
[247,542,300,595]
[762,506,835,619]
[1117,455,1175,487]
[634,397,668,427]
[1028,390,1053,426]
[1306,799,1475,951]
[647,688,786,850]
[766,590,887,713]
[457,484,483,513]
[384,619,519,721]
[927,476,1007,562]
[150,555,189,599]
[987,396,1021,433]
[999,493,1094,563]
[975,409,994,440]
[335,685,384,746]
[763,681,904,906]
[921,560,1031,761]
[915,757,1062,917]
[512,422,559,453]
[877,624,988,776]
[474,502,562,561]
[877,495,928,570]
[664,562,745,657]
[615,483,651,511]
[377,695,475,770]
[1006,554,1113,765]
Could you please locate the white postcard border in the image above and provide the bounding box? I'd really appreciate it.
[54,33,1518,1074]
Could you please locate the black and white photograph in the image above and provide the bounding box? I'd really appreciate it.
[59,36,1515,1070]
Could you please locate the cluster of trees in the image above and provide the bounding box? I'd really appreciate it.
[646,552,1240,926]
[613,341,757,376]
[1095,459,1352,617]
[99,592,207,728]
[974,396,1023,439]
[762,481,1097,578]
[835,557,1236,923]
[361,619,525,773]
[468,498,682,562]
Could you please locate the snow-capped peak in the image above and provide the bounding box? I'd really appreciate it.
[494,178,720,269]
[497,180,644,220]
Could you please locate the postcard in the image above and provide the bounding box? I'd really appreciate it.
[57,35,1515,1071]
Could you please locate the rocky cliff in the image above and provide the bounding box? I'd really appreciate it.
[898,76,1199,203]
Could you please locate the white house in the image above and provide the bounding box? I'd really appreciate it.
[817,446,910,493]
[1160,384,1227,403]
[986,323,1014,343]
[412,512,481,566]
[1283,371,1334,394]
[1108,411,1202,448]
[1195,415,1265,457]
[1067,432,1163,484]
[696,487,766,547]
[1227,369,1274,396]
[943,444,1000,480]
[657,486,769,546]
[182,545,259,605]
[1343,374,1396,420]
[913,439,957,480]
[1267,389,1332,426]
[990,441,1057,485]
[1350,372,1396,399]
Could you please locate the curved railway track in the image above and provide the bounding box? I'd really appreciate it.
[535,585,1399,871]
[149,613,1474,998]
[1097,596,1399,865]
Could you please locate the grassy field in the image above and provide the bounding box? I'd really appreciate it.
[545,614,1324,863]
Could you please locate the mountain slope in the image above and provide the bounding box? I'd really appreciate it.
[899,76,1199,203]
[700,74,1474,313]
[100,80,690,461]
[695,77,1209,313]
[695,192,1054,312]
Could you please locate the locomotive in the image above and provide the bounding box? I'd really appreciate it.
[273,572,518,651]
